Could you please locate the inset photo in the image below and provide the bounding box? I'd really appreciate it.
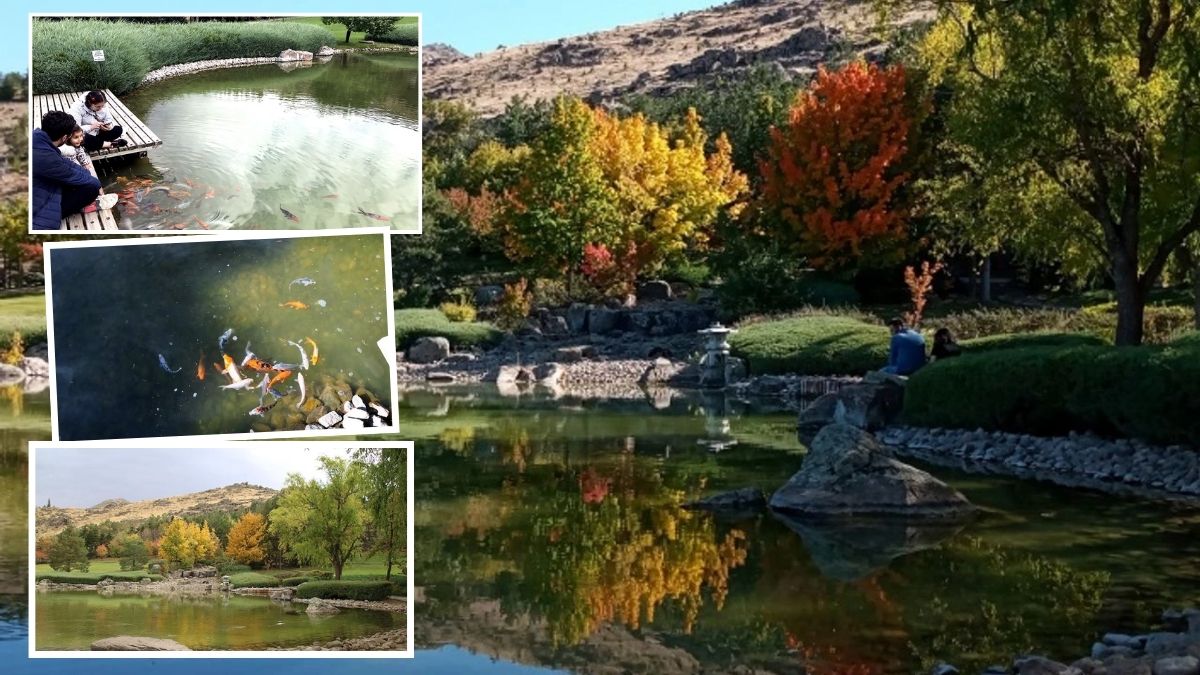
[29,442,413,657]
[30,14,420,232]
[45,229,398,441]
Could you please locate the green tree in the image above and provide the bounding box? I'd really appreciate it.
[322,17,398,44]
[48,527,89,572]
[356,448,407,580]
[269,456,368,580]
[79,521,118,557]
[910,0,1200,344]
[114,533,149,571]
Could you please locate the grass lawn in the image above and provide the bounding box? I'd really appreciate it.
[35,559,163,583]
[395,308,503,351]
[0,292,47,349]
[284,16,418,50]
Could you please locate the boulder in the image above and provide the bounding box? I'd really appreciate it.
[797,378,904,439]
[566,304,590,333]
[20,357,50,378]
[554,345,596,362]
[473,285,505,307]
[316,410,343,428]
[541,314,570,336]
[294,50,314,61]
[91,636,191,651]
[407,336,450,364]
[588,308,620,335]
[279,49,302,61]
[769,424,975,518]
[426,371,456,383]
[682,487,765,512]
[306,598,342,615]
[193,565,218,578]
[533,362,565,387]
[488,365,534,385]
[1153,656,1200,675]
[637,280,672,303]
[317,45,336,57]
[1013,656,1072,675]
[0,363,25,385]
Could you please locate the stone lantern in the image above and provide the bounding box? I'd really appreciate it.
[698,322,737,389]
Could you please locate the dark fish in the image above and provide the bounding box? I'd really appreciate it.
[356,207,391,222]
[280,205,300,223]
[218,328,234,353]
[157,353,181,374]
[289,277,316,289]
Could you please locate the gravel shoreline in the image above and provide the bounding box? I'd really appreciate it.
[139,46,417,86]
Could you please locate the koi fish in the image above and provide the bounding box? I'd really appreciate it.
[271,362,300,372]
[184,178,198,188]
[305,337,319,365]
[280,205,300,223]
[288,277,316,289]
[158,353,181,374]
[218,328,234,352]
[249,400,278,416]
[196,357,206,381]
[221,354,251,387]
[222,378,254,391]
[257,373,272,403]
[321,193,338,199]
[296,372,307,409]
[244,356,275,373]
[286,339,309,370]
[203,188,216,199]
[280,301,308,310]
[268,370,292,389]
[193,215,210,230]
[356,207,391,222]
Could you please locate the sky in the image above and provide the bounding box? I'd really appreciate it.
[35,445,338,507]
[2,0,717,73]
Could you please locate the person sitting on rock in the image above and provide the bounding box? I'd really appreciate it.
[930,327,962,362]
[71,90,128,152]
[882,318,926,376]
[32,111,102,230]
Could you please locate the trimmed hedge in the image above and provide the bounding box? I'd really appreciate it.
[217,562,251,574]
[395,308,504,350]
[960,332,1107,352]
[37,572,163,584]
[281,576,313,587]
[368,23,419,46]
[730,315,889,375]
[33,19,331,94]
[228,572,282,589]
[294,580,393,601]
[903,339,1200,446]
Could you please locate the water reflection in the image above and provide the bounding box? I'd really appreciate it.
[0,389,49,652]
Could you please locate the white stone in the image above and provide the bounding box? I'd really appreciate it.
[345,408,370,421]
[369,402,390,419]
[351,395,367,409]
[341,417,365,430]
[317,411,342,428]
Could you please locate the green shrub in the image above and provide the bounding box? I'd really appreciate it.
[730,315,889,375]
[903,340,1200,446]
[294,580,393,601]
[438,296,478,323]
[36,572,163,585]
[715,246,861,318]
[395,308,503,350]
[932,307,1084,341]
[217,562,251,574]
[32,19,331,94]
[1076,303,1194,344]
[228,572,281,588]
[0,295,48,350]
[311,570,333,580]
[368,23,419,46]
[960,332,1107,352]
[662,259,711,288]
[280,576,313,587]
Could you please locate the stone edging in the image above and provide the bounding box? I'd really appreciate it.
[138,46,417,86]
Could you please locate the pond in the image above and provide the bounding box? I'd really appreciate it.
[103,52,419,232]
[49,233,393,440]
[400,385,1200,674]
[34,591,400,651]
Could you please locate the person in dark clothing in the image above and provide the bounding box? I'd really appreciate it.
[71,90,127,152]
[32,111,102,230]
[882,317,926,376]
[931,328,962,361]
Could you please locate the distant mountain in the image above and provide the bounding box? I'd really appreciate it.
[35,482,277,538]
[423,0,933,117]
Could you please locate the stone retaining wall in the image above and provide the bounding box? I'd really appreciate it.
[139,46,416,86]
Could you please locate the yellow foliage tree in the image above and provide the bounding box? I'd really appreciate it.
[159,518,220,571]
[224,512,267,566]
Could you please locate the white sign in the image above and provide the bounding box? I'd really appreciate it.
[91,50,105,62]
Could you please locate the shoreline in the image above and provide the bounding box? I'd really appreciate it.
[137,46,418,88]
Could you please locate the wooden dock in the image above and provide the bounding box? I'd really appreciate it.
[31,88,161,161]
[60,207,119,231]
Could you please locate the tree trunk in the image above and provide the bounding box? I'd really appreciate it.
[332,558,344,580]
[981,255,992,304]
[344,28,352,44]
[385,553,393,581]
[1112,262,1146,346]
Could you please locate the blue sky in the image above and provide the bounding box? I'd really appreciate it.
[3,0,716,73]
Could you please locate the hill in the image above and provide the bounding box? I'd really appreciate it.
[423,0,933,116]
[35,481,277,538]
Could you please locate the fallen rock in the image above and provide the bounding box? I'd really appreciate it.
[426,371,456,383]
[769,424,975,518]
[407,337,450,364]
[317,45,336,57]
[533,362,565,387]
[0,363,25,384]
[316,410,343,428]
[797,378,905,439]
[19,357,49,378]
[91,636,191,651]
[305,599,341,615]
[682,487,765,512]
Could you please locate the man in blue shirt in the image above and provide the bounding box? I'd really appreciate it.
[883,317,926,376]
[32,110,101,230]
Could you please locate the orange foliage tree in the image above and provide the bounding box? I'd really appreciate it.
[94,543,109,559]
[759,61,918,272]
[225,512,268,566]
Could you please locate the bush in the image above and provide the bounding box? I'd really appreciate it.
[217,562,251,574]
[395,308,503,350]
[903,340,1200,446]
[713,237,860,318]
[932,304,1193,345]
[32,19,331,94]
[294,580,393,601]
[281,576,313,587]
[730,315,889,375]
[228,571,281,588]
[661,259,712,288]
[0,296,48,351]
[438,296,478,323]
[36,572,163,585]
[368,22,419,46]
[960,332,1107,352]
[495,278,533,331]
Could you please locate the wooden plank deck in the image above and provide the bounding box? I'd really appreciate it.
[31,88,161,161]
[61,207,119,231]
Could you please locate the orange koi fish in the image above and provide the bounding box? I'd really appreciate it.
[204,188,216,199]
[304,337,319,365]
[196,357,206,381]
[243,356,274,373]
[193,215,210,230]
[280,301,308,310]
[356,207,391,222]
[268,370,292,389]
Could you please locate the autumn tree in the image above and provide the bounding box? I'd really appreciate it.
[759,61,918,272]
[114,533,149,571]
[48,527,89,572]
[355,448,407,581]
[269,456,368,580]
[225,512,268,566]
[907,0,1200,345]
[159,518,220,571]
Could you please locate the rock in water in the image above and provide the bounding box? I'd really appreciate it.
[306,599,341,615]
[407,337,451,364]
[91,636,191,651]
[0,363,25,385]
[770,424,974,518]
[797,378,905,439]
[682,487,766,512]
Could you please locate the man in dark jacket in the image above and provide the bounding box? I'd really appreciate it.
[32,110,101,231]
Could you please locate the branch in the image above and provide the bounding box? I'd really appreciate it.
[1141,196,1200,292]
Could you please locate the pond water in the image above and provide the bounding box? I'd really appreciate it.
[103,52,419,232]
[35,591,400,651]
[400,386,1200,674]
[49,234,393,440]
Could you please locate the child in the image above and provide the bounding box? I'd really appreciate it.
[71,90,127,152]
[58,126,103,211]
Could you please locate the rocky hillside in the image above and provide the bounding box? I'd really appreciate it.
[0,101,27,199]
[423,0,933,116]
[35,482,277,537]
